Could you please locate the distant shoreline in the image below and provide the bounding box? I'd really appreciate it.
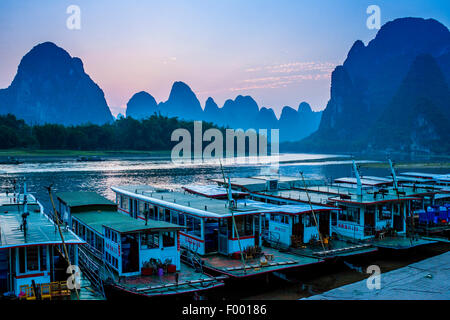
[359,162,450,169]
[0,149,172,158]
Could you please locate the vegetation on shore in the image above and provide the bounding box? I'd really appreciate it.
[360,162,450,169]
[0,149,172,157]
[0,113,220,152]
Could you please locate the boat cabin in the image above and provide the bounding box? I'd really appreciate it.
[112,185,266,257]
[0,186,84,297]
[56,192,184,277]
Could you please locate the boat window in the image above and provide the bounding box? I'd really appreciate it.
[140,232,159,249]
[158,208,165,221]
[39,246,47,271]
[303,214,312,227]
[339,207,360,223]
[95,235,103,252]
[179,214,185,226]
[270,214,288,224]
[234,215,253,237]
[331,211,337,226]
[139,201,145,215]
[120,195,129,211]
[27,246,39,272]
[219,218,228,235]
[165,209,171,223]
[366,206,376,218]
[149,205,157,220]
[377,205,391,220]
[171,212,179,225]
[19,247,26,273]
[162,232,175,247]
[186,215,202,237]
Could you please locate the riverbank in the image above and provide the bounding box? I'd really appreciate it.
[0,149,171,158]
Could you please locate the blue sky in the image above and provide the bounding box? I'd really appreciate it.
[0,0,449,116]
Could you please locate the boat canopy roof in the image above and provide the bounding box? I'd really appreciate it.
[72,210,184,234]
[210,177,268,191]
[0,207,84,249]
[334,177,392,186]
[113,185,279,218]
[256,189,335,206]
[400,172,450,182]
[56,191,115,208]
[243,199,339,215]
[182,184,248,198]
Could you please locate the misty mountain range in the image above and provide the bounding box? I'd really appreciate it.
[126,83,321,142]
[0,42,321,143]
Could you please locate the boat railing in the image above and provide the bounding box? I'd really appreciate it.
[77,245,106,298]
[263,230,282,249]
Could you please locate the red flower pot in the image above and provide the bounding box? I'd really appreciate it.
[141,267,153,276]
[167,264,176,273]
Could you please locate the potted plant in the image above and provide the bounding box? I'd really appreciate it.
[141,260,153,276]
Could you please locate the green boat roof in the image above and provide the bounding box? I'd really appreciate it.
[56,192,115,208]
[72,210,184,234]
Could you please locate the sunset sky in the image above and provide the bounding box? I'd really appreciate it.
[0,0,449,117]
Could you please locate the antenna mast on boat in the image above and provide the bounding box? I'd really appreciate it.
[389,159,398,190]
[46,185,80,300]
[299,172,325,252]
[389,159,415,238]
[352,160,363,199]
[219,160,247,273]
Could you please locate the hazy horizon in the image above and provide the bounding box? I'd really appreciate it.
[0,0,449,117]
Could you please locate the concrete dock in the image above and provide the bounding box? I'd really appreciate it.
[303,251,450,300]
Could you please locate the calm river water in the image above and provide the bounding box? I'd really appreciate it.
[0,153,447,216]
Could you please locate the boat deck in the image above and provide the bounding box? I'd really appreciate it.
[111,264,225,297]
[200,246,323,278]
[414,224,450,234]
[291,239,377,258]
[371,236,437,249]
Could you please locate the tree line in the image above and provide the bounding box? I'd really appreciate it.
[0,113,222,151]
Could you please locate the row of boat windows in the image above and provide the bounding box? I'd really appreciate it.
[18,246,47,274]
[338,205,399,223]
[117,195,256,238]
[271,214,316,228]
[105,228,119,243]
[72,219,104,252]
[105,251,118,269]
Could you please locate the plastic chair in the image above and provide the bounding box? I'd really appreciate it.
[59,281,71,296]
[50,281,61,297]
[25,286,36,300]
[40,283,52,300]
[19,285,28,300]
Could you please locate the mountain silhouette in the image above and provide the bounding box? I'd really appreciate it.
[0,42,113,125]
[293,17,450,153]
